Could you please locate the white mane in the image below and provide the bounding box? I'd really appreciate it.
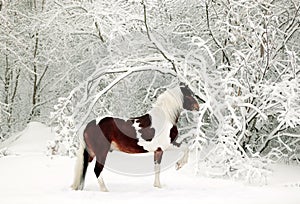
[152,87,183,125]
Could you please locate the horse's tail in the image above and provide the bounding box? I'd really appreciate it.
[71,127,89,190]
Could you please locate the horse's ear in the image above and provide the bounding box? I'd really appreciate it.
[179,83,193,96]
[179,82,186,87]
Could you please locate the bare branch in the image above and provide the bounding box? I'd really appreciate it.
[95,21,105,43]
[205,1,230,66]
[141,1,177,74]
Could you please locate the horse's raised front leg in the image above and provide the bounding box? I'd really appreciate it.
[176,148,189,170]
[153,148,163,188]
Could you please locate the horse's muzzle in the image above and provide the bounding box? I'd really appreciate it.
[193,103,199,111]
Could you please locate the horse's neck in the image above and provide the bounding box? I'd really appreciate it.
[149,106,181,126]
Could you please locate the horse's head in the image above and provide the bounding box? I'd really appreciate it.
[180,83,200,111]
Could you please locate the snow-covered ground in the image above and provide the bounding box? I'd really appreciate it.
[1,122,300,204]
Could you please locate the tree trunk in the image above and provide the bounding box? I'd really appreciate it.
[28,33,40,122]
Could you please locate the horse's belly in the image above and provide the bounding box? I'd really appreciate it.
[110,138,148,154]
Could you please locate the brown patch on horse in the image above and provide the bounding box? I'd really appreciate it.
[84,119,111,160]
[131,114,155,141]
[102,117,148,154]
[132,114,151,127]
[170,125,178,143]
[183,95,199,111]
[154,147,163,164]
[180,86,199,111]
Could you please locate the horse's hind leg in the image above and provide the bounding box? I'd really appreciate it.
[94,146,110,192]
[84,119,111,191]
[94,160,109,192]
[154,148,163,188]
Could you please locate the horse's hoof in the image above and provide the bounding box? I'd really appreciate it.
[100,187,109,192]
[154,184,162,188]
[71,184,83,191]
[176,162,182,170]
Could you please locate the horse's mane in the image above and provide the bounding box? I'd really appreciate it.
[152,87,183,124]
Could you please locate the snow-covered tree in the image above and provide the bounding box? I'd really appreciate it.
[190,0,300,181]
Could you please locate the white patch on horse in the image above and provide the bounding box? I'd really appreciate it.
[110,141,120,151]
[176,148,189,170]
[97,176,108,192]
[154,163,162,188]
[132,120,143,140]
[137,87,183,152]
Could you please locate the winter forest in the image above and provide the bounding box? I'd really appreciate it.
[0,0,300,203]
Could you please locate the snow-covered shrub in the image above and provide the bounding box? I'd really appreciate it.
[48,97,78,157]
[255,76,300,161]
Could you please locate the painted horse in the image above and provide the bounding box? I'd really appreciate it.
[71,84,199,191]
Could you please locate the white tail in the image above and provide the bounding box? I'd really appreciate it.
[71,142,85,190]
